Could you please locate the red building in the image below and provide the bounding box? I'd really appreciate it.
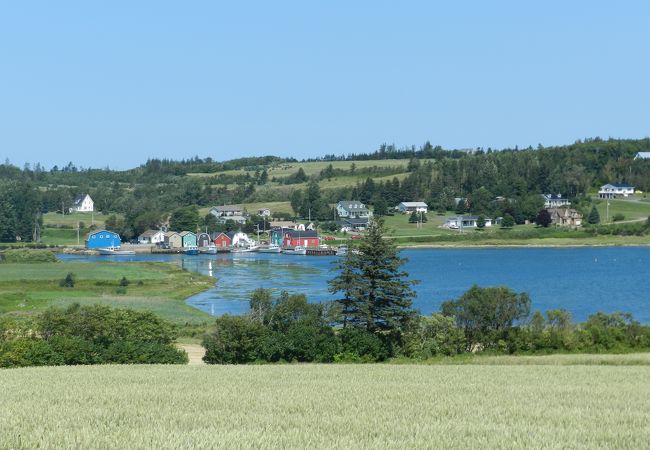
[212,232,232,249]
[282,229,319,248]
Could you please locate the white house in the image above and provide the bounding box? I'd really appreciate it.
[217,215,247,225]
[444,216,493,229]
[634,152,650,160]
[598,183,634,199]
[257,208,271,217]
[542,194,571,208]
[210,205,245,217]
[138,230,165,245]
[69,194,94,213]
[396,202,428,214]
[336,201,372,219]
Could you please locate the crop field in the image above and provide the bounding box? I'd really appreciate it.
[0,262,213,323]
[1,362,649,449]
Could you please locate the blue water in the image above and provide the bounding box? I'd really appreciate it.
[58,247,650,322]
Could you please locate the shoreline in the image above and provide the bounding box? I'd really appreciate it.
[397,242,650,249]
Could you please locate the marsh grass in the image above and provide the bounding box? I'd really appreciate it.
[1,363,649,449]
[0,262,213,324]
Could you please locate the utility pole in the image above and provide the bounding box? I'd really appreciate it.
[77,221,80,245]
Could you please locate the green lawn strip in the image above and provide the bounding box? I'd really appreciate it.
[391,352,650,366]
[0,262,214,324]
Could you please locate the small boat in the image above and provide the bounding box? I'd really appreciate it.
[258,244,282,254]
[231,246,255,253]
[183,245,199,255]
[98,248,136,256]
[199,245,218,254]
[284,245,307,255]
[336,245,348,256]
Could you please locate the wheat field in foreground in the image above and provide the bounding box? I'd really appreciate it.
[1,363,649,449]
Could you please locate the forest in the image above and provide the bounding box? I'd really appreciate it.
[2,137,650,242]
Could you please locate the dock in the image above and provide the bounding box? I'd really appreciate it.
[305,247,337,256]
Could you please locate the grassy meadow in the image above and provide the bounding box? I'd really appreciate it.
[1,362,649,449]
[0,262,213,324]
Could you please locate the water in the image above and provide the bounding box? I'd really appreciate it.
[58,247,650,322]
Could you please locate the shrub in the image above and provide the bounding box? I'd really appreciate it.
[115,287,127,295]
[612,213,625,222]
[120,276,130,287]
[337,328,389,362]
[202,315,267,364]
[59,272,75,288]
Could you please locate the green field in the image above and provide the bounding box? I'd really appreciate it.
[593,197,650,222]
[42,212,107,228]
[1,362,649,449]
[0,262,213,324]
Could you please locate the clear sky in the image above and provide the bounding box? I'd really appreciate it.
[1,1,649,169]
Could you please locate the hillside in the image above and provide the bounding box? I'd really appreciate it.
[2,361,649,449]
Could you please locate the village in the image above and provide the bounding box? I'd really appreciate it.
[75,181,639,255]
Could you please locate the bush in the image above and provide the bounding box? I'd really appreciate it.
[120,276,130,287]
[59,272,75,288]
[337,328,389,362]
[612,213,625,222]
[115,287,127,295]
[0,305,186,367]
[202,315,267,364]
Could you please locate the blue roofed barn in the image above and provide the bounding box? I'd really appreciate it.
[85,230,121,249]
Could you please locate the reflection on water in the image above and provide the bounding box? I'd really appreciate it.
[58,247,650,322]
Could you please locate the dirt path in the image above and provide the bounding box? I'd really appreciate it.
[177,344,206,365]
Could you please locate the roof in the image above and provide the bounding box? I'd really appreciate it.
[284,229,318,238]
[269,221,297,228]
[635,152,650,159]
[178,231,196,237]
[72,193,90,206]
[342,218,369,225]
[449,216,492,221]
[164,231,178,238]
[398,202,428,207]
[337,201,369,212]
[211,205,244,212]
[211,232,231,240]
[86,229,119,239]
[139,229,163,238]
[542,194,567,200]
[602,183,634,188]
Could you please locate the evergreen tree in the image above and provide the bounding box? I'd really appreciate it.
[409,211,419,223]
[373,197,388,217]
[476,215,486,229]
[588,206,600,224]
[536,209,552,227]
[329,219,417,335]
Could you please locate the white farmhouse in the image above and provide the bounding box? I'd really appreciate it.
[69,194,94,213]
[445,216,493,229]
[542,194,570,208]
[396,202,428,214]
[598,183,634,199]
[138,230,165,245]
[336,201,372,219]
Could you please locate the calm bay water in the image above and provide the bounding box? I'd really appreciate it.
[59,247,650,322]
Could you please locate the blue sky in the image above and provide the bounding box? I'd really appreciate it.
[1,1,649,169]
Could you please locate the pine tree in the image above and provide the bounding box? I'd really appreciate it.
[409,211,419,223]
[588,206,600,224]
[329,219,417,334]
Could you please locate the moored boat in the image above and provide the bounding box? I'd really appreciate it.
[283,245,307,255]
[183,245,199,255]
[199,244,218,254]
[98,248,136,256]
[336,245,348,256]
[258,244,282,253]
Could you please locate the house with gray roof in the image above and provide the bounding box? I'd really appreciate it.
[336,201,372,219]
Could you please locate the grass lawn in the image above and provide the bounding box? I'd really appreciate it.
[0,262,213,324]
[42,212,109,228]
[1,361,649,449]
[592,197,650,222]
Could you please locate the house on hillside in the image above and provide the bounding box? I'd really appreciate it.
[210,205,245,217]
[338,217,370,232]
[164,231,182,249]
[634,152,650,160]
[69,194,94,213]
[396,202,428,214]
[178,231,197,248]
[547,208,583,227]
[217,215,247,225]
[542,194,571,208]
[444,216,493,229]
[269,221,300,230]
[85,230,121,249]
[212,232,232,249]
[257,208,271,217]
[138,230,165,245]
[598,183,634,199]
[336,201,372,219]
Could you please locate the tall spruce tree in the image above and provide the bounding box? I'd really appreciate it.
[588,206,600,224]
[329,219,417,333]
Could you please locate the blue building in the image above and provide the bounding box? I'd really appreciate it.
[85,230,122,249]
